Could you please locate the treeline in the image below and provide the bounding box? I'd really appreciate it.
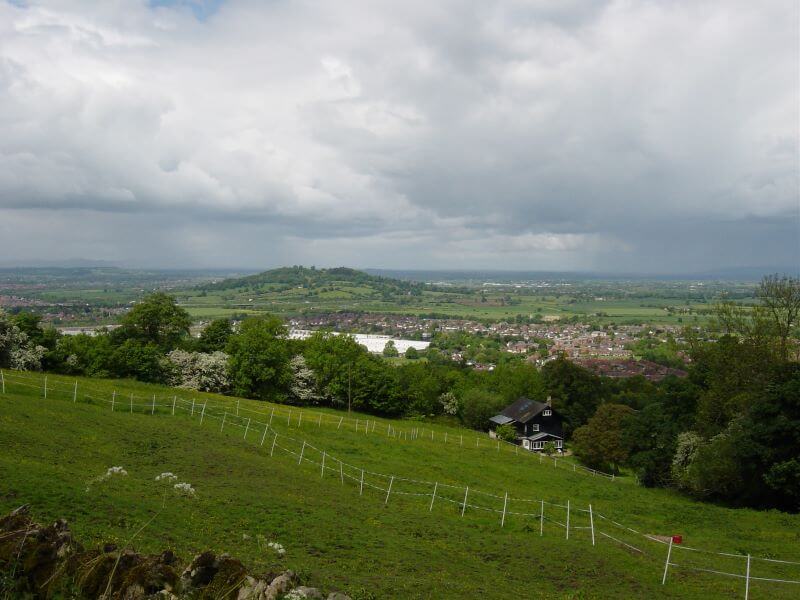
[0,275,797,512]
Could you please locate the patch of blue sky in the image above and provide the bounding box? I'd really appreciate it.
[148,0,225,21]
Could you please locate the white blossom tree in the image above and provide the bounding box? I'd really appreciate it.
[0,311,46,371]
[289,354,321,405]
[164,349,230,392]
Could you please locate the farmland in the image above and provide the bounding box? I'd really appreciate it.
[1,369,798,598]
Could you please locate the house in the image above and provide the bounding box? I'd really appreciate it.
[488,396,564,452]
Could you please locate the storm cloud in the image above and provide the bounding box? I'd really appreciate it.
[0,0,797,272]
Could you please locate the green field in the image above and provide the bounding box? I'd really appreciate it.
[2,370,798,598]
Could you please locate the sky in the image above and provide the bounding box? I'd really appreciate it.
[0,0,798,273]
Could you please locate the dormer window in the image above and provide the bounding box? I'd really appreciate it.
[531,424,539,432]
[543,409,552,417]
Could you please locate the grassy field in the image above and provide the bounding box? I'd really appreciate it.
[1,370,798,598]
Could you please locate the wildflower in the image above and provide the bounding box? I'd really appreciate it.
[106,466,128,477]
[266,541,285,557]
[85,465,128,491]
[284,591,305,600]
[155,472,178,482]
[174,482,196,496]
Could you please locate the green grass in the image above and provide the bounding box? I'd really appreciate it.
[1,370,799,598]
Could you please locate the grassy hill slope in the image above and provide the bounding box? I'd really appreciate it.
[1,371,798,598]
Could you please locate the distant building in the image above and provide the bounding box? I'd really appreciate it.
[489,397,564,451]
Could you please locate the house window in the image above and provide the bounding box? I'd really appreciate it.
[555,440,563,448]
[523,440,530,449]
[531,424,539,432]
[543,409,552,417]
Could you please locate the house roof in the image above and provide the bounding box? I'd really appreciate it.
[496,397,551,424]
[489,414,514,425]
[525,432,563,442]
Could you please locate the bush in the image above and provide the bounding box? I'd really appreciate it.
[494,423,516,442]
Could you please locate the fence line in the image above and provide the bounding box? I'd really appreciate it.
[0,369,614,480]
[2,369,800,596]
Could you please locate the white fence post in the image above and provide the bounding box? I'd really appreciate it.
[151,394,155,415]
[338,416,343,430]
[745,554,751,600]
[112,391,116,411]
[460,434,463,446]
[73,380,77,403]
[321,451,326,478]
[43,375,47,399]
[360,469,365,495]
[270,432,278,456]
[268,407,275,428]
[0,370,4,394]
[461,487,469,517]
[444,432,447,444]
[236,398,240,416]
[565,500,570,540]
[298,411,302,428]
[172,396,176,416]
[356,418,359,432]
[200,402,207,425]
[260,424,269,446]
[339,460,344,484]
[661,537,674,585]
[501,492,508,527]
[298,441,305,465]
[244,417,251,440]
[384,476,394,504]
[540,500,544,536]
[221,411,227,432]
[287,409,291,426]
[129,392,133,413]
[429,482,438,511]
[589,504,595,546]
[318,413,322,427]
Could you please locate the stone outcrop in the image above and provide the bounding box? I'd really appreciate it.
[0,506,350,600]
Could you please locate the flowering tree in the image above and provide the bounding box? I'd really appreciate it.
[288,355,321,405]
[0,310,46,371]
[164,349,230,392]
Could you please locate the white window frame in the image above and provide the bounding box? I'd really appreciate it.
[543,409,552,417]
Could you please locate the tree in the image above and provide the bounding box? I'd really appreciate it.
[165,349,229,392]
[404,346,419,360]
[572,403,635,474]
[757,274,800,362]
[460,388,505,430]
[542,355,604,437]
[226,316,292,400]
[383,340,399,357]
[439,391,460,416]
[288,354,321,405]
[109,339,166,382]
[117,293,191,350]
[0,311,46,371]
[197,318,233,352]
[304,332,366,411]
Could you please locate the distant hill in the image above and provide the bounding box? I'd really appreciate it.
[198,265,426,296]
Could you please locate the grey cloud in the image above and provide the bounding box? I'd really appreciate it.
[0,0,796,272]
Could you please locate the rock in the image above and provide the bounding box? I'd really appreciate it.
[327,593,352,600]
[294,585,324,599]
[266,570,298,597]
[181,550,219,588]
[237,575,271,599]
[201,554,248,598]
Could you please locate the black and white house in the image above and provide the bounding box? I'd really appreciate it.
[488,396,564,451]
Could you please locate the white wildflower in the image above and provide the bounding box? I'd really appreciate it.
[266,541,285,557]
[155,472,178,482]
[284,591,306,600]
[174,482,196,496]
[106,466,128,477]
